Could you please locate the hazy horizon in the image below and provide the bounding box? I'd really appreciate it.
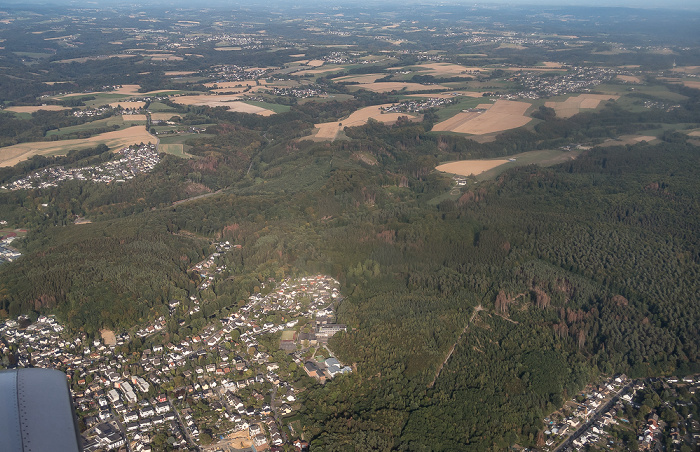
[0,0,699,11]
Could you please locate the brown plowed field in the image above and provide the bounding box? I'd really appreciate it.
[432,100,532,135]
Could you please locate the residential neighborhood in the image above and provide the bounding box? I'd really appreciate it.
[538,374,700,452]
[1,144,161,191]
[0,264,353,451]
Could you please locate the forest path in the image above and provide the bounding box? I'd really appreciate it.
[428,304,483,388]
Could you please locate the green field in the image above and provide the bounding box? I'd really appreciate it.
[280,330,295,341]
[157,143,194,158]
[147,101,179,112]
[45,116,128,137]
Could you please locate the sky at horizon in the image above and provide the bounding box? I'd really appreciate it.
[0,0,698,10]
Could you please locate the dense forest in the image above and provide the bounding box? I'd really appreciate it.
[0,88,699,448]
[0,4,699,447]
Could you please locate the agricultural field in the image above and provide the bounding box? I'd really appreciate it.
[436,148,584,181]
[544,94,620,118]
[436,159,511,177]
[311,104,420,141]
[170,95,276,115]
[432,99,532,135]
[0,126,155,167]
[4,105,68,113]
[44,116,128,138]
[348,81,449,93]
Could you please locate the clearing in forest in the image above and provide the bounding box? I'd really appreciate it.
[311,104,420,141]
[0,126,155,167]
[100,329,117,347]
[544,94,619,118]
[432,99,532,135]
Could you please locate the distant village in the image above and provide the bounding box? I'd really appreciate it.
[0,144,160,191]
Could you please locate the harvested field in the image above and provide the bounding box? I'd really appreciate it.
[617,75,641,83]
[307,59,324,67]
[436,159,510,177]
[5,105,68,113]
[170,95,275,115]
[122,114,148,122]
[0,126,155,167]
[312,104,419,141]
[682,81,700,90]
[432,100,532,135]
[545,94,619,118]
[110,101,146,109]
[61,84,174,98]
[688,130,700,137]
[352,82,449,93]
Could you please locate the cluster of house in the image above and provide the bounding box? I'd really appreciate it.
[542,375,629,450]
[72,106,111,117]
[541,374,700,451]
[211,64,271,81]
[0,144,161,191]
[203,34,262,48]
[272,87,326,98]
[0,231,22,263]
[511,66,619,99]
[0,270,352,449]
[189,241,240,291]
[382,96,457,113]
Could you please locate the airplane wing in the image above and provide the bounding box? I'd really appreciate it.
[0,368,81,452]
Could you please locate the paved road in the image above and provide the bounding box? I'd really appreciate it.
[553,383,631,452]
